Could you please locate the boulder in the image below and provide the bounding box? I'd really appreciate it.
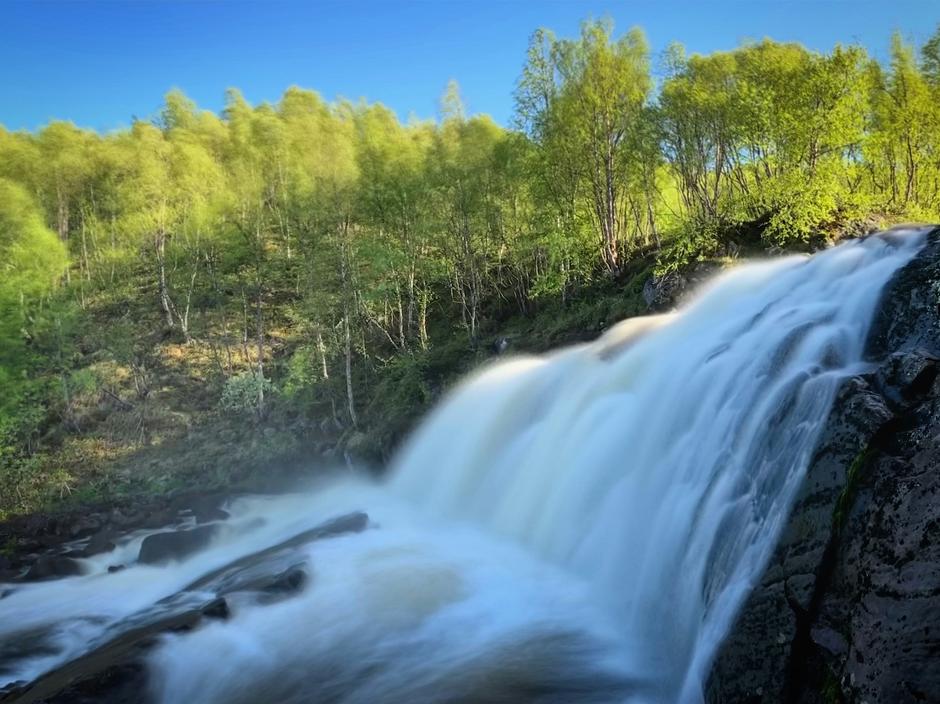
[171,493,230,524]
[643,261,725,312]
[184,511,368,593]
[66,514,103,539]
[70,529,116,559]
[21,555,82,582]
[137,524,219,566]
[0,596,230,704]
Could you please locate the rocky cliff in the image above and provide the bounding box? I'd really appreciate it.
[708,228,940,703]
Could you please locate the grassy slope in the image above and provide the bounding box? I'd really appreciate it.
[8,252,659,518]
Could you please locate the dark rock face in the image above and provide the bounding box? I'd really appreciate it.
[0,492,232,579]
[708,229,940,703]
[643,261,725,311]
[171,493,230,524]
[21,556,83,582]
[137,524,220,565]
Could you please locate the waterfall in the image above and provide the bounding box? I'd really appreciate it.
[390,229,927,700]
[0,229,927,704]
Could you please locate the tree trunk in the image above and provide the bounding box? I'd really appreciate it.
[343,308,357,428]
[80,216,90,281]
[255,281,265,419]
[176,266,198,343]
[418,291,429,350]
[317,330,329,380]
[57,188,70,284]
[406,264,417,341]
[396,284,406,350]
[156,230,175,329]
[241,289,252,366]
[340,218,358,428]
[905,133,916,206]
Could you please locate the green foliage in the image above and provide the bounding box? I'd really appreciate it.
[362,352,435,453]
[219,372,275,415]
[864,32,940,217]
[0,178,68,470]
[0,180,68,353]
[659,38,878,248]
[2,20,940,516]
[762,169,839,244]
[516,20,660,274]
[282,345,320,399]
[0,378,58,519]
[655,220,724,277]
[820,666,846,704]
[832,447,872,532]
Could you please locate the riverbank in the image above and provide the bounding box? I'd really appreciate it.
[1,250,663,520]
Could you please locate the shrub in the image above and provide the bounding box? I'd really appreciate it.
[219,372,275,414]
[655,219,723,276]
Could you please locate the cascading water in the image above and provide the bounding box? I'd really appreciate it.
[0,229,928,704]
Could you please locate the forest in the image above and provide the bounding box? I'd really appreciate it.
[2,20,940,517]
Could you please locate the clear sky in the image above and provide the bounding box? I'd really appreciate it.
[2,0,938,133]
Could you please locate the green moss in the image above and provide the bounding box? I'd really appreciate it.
[832,446,872,533]
[819,666,845,704]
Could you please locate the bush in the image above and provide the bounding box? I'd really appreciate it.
[760,169,839,246]
[282,345,319,400]
[219,372,275,414]
[655,219,723,276]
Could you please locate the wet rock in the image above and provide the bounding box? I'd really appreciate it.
[200,597,230,620]
[251,565,309,605]
[184,511,368,593]
[137,524,219,566]
[21,556,82,582]
[267,565,306,593]
[0,681,27,700]
[67,515,102,539]
[106,508,138,530]
[138,507,178,530]
[643,262,725,312]
[307,511,369,539]
[0,514,369,702]
[643,271,681,309]
[174,493,229,524]
[708,227,940,703]
[0,600,219,704]
[38,661,146,704]
[876,349,939,405]
[0,492,239,588]
[0,560,22,586]
[70,529,116,559]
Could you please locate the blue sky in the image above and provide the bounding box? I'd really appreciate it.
[1,1,938,133]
